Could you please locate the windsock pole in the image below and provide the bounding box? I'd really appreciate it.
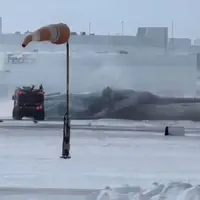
[61,42,71,159]
[21,23,71,159]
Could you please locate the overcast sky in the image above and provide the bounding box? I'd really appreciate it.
[0,0,199,38]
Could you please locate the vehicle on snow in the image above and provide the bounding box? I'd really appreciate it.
[12,84,45,120]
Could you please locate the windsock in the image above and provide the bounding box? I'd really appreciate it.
[22,23,70,47]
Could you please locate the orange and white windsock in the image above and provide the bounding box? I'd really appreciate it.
[22,23,70,47]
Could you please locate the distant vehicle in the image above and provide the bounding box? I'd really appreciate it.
[12,84,45,120]
[118,50,128,54]
[33,48,39,52]
[6,52,36,64]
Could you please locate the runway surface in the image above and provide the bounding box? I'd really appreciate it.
[1,119,200,199]
[1,39,200,199]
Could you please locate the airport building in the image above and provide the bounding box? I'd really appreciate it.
[0,17,195,51]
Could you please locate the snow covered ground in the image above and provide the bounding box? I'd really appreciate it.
[0,119,200,199]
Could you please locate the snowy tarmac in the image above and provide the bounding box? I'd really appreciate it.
[1,119,200,199]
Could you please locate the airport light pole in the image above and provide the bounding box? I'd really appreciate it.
[89,22,91,35]
[121,21,124,35]
[171,20,174,51]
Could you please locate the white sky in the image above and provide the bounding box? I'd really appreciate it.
[0,0,199,38]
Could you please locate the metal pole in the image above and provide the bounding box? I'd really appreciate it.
[121,21,124,35]
[164,27,168,53]
[61,42,71,159]
[171,20,174,51]
[89,22,91,35]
